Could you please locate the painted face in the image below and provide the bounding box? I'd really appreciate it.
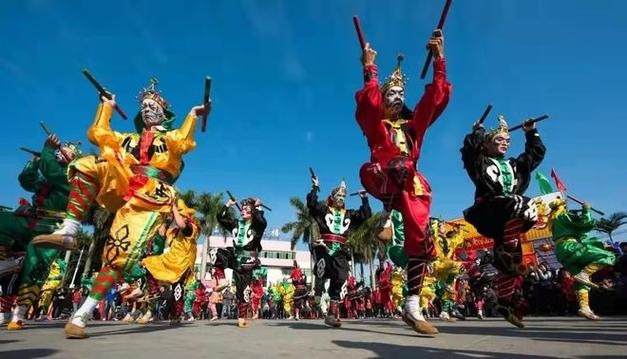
[141,98,166,127]
[241,205,253,220]
[383,85,405,116]
[332,192,345,208]
[485,133,511,156]
[55,146,78,164]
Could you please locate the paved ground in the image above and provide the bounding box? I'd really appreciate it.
[1,316,626,359]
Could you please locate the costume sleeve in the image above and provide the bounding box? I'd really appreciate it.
[252,208,267,251]
[216,205,237,233]
[306,186,326,217]
[18,158,44,193]
[355,64,384,137]
[86,103,126,149]
[38,144,69,186]
[350,196,372,226]
[252,207,268,233]
[561,208,596,232]
[515,129,546,172]
[461,127,486,173]
[411,58,452,146]
[165,113,197,155]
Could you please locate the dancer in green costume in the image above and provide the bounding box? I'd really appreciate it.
[3,134,80,330]
[549,199,616,320]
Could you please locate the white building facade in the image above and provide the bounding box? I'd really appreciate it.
[195,235,313,287]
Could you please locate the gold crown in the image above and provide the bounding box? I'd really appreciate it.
[381,54,407,93]
[138,78,170,110]
[488,114,509,137]
[332,180,347,196]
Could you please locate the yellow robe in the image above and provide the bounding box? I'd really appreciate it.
[74,103,198,270]
[142,219,200,285]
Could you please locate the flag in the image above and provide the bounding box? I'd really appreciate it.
[535,172,554,195]
[550,168,567,192]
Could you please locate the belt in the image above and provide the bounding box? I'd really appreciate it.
[321,234,346,244]
[131,165,175,184]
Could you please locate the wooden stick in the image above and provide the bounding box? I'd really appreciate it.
[508,114,549,132]
[201,76,212,133]
[420,0,453,79]
[353,16,367,50]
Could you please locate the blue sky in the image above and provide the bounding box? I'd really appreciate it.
[1,0,625,245]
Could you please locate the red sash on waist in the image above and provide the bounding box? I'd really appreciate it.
[321,233,346,244]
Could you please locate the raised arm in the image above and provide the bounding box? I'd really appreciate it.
[306,183,326,218]
[515,122,546,172]
[355,43,384,136]
[349,194,372,226]
[411,33,452,153]
[216,203,238,233]
[87,96,125,149]
[38,142,69,187]
[461,125,487,172]
[166,102,211,155]
[18,157,43,193]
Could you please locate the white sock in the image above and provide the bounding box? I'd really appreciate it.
[54,219,81,236]
[11,304,27,322]
[404,295,425,321]
[71,297,98,328]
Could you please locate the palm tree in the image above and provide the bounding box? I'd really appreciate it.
[281,197,320,288]
[596,211,627,244]
[347,212,384,288]
[190,191,227,280]
[280,197,319,250]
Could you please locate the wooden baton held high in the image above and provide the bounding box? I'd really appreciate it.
[39,121,53,136]
[420,0,453,79]
[353,16,367,50]
[477,104,493,125]
[508,114,549,132]
[82,69,128,119]
[349,190,367,197]
[201,76,211,133]
[226,190,242,212]
[566,194,605,216]
[20,146,41,157]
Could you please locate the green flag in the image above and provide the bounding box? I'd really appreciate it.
[535,171,554,194]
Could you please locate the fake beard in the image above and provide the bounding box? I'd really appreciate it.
[142,108,166,127]
[333,195,345,208]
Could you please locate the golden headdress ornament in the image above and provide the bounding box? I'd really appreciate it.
[332,179,347,197]
[138,78,170,110]
[381,54,407,94]
[488,114,509,138]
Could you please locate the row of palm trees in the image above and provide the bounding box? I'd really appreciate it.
[61,191,627,289]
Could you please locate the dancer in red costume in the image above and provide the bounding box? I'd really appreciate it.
[355,30,451,335]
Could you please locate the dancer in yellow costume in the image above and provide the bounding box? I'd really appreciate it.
[420,219,466,321]
[37,258,67,320]
[390,267,405,314]
[33,79,211,339]
[140,199,199,324]
[278,278,295,319]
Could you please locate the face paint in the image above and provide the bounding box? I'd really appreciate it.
[333,192,346,208]
[383,85,405,117]
[486,133,510,156]
[241,205,252,220]
[141,98,166,127]
[55,145,78,164]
